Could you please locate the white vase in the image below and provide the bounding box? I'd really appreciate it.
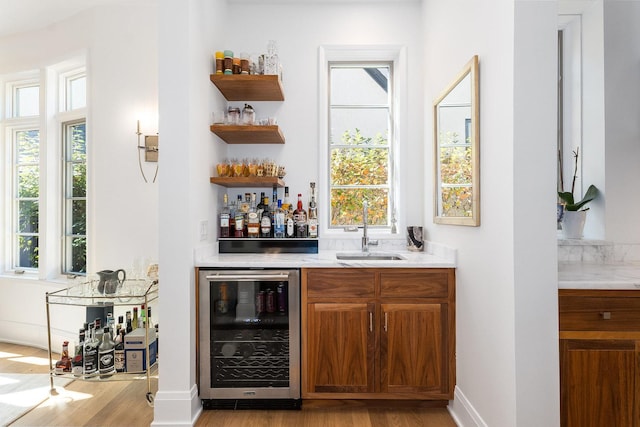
[561,210,587,239]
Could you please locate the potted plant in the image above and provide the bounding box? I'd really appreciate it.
[557,147,599,238]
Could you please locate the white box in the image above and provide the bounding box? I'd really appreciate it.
[124,327,157,372]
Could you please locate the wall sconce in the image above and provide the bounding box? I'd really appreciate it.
[136,120,159,183]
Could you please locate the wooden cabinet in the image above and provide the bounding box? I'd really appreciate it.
[302,268,455,401]
[559,289,640,427]
[209,74,285,144]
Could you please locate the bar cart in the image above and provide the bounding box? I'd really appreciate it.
[45,279,159,404]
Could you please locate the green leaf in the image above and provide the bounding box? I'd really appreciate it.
[559,185,598,211]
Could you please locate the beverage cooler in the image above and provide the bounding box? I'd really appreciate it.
[197,268,300,409]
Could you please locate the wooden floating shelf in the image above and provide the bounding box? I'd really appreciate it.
[209,176,285,188]
[209,74,285,101]
[210,125,285,144]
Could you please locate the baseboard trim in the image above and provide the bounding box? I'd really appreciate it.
[151,384,202,426]
[448,386,487,427]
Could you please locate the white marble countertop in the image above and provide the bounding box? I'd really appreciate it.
[196,249,455,269]
[195,239,456,269]
[558,262,640,290]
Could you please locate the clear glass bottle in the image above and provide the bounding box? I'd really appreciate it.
[282,186,292,213]
[308,182,318,238]
[98,327,116,378]
[234,194,245,238]
[132,307,139,330]
[274,199,286,238]
[260,197,272,238]
[219,193,230,238]
[247,193,260,238]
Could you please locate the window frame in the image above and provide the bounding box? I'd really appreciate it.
[319,45,406,236]
[61,118,87,275]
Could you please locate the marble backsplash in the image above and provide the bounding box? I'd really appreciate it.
[558,239,640,263]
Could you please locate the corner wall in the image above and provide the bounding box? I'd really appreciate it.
[424,0,559,426]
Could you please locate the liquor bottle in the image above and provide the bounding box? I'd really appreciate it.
[55,341,72,374]
[140,304,146,328]
[126,310,133,334]
[272,186,278,210]
[256,192,266,219]
[247,193,260,238]
[294,193,308,238]
[71,329,84,377]
[116,315,124,337]
[83,324,99,377]
[106,312,114,337]
[94,318,103,343]
[260,196,272,238]
[132,307,139,330]
[219,193,230,238]
[285,202,295,239]
[234,194,245,238]
[114,329,126,373]
[308,182,318,238]
[282,186,292,213]
[274,199,285,238]
[99,327,116,378]
[228,194,237,236]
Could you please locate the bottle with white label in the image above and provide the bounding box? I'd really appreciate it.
[98,327,115,378]
[83,324,99,377]
[308,182,318,238]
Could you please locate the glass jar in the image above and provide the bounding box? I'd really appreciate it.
[242,104,255,125]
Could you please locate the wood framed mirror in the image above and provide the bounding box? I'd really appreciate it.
[433,55,480,226]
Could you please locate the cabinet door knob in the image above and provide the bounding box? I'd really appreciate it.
[369,312,373,332]
[384,312,388,332]
[600,311,611,320]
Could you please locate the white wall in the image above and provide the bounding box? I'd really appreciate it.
[424,0,559,426]
[603,1,640,243]
[0,0,159,349]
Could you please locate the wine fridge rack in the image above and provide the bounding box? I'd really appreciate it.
[210,328,290,388]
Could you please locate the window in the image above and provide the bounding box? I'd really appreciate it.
[327,62,394,229]
[63,120,87,274]
[2,64,87,277]
[12,127,40,270]
[13,84,39,117]
[60,68,87,274]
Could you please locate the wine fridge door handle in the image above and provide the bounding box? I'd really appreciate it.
[205,274,289,281]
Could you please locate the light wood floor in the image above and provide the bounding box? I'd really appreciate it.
[1,342,457,426]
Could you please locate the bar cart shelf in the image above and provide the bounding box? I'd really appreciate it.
[45,279,159,403]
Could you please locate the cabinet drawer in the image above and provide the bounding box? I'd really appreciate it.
[380,270,450,298]
[559,295,640,332]
[306,269,375,298]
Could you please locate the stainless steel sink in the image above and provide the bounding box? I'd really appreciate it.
[336,252,406,261]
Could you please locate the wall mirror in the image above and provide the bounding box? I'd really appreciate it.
[433,55,480,226]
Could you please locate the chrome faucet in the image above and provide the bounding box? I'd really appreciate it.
[362,201,378,252]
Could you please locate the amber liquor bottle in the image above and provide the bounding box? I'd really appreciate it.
[55,341,72,374]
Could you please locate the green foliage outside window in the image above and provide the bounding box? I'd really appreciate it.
[330,128,389,226]
[16,130,39,268]
[67,123,87,274]
[438,131,473,217]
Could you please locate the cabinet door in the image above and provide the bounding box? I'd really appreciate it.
[380,303,451,397]
[560,339,640,427]
[306,302,375,393]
